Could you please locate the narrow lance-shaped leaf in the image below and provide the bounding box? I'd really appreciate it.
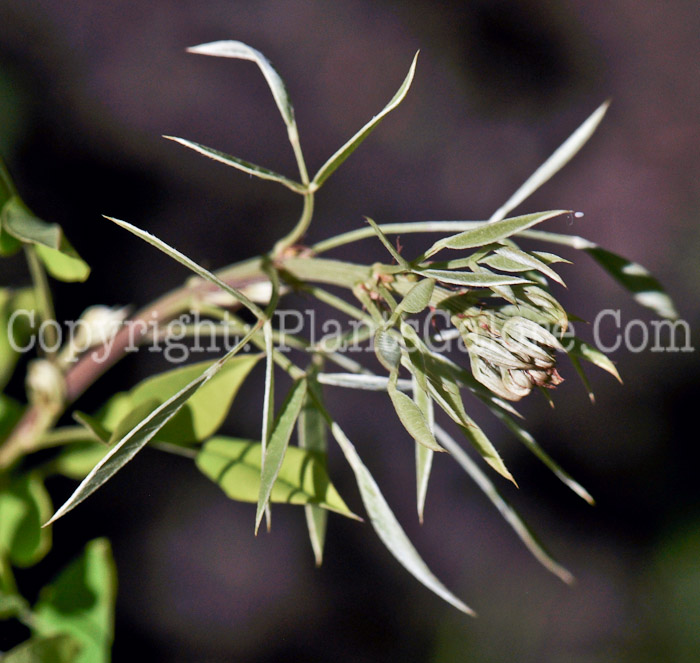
[163,137,306,194]
[329,421,474,614]
[425,210,567,258]
[495,410,594,505]
[255,378,308,533]
[187,41,296,128]
[489,101,610,223]
[312,52,419,189]
[425,374,516,485]
[566,336,622,384]
[196,438,358,519]
[105,216,264,319]
[584,246,678,319]
[365,216,410,269]
[413,374,434,524]
[434,423,574,584]
[387,369,443,453]
[260,319,275,530]
[297,392,331,565]
[419,269,532,288]
[516,228,679,320]
[45,325,260,526]
[483,246,566,287]
[97,354,261,442]
[317,372,413,392]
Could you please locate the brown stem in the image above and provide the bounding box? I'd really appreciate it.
[0,257,266,469]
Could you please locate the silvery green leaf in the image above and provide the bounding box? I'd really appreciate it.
[255,378,308,533]
[164,137,305,193]
[489,101,609,223]
[397,279,435,315]
[413,375,434,524]
[312,52,419,189]
[105,216,263,319]
[297,393,330,565]
[425,211,566,257]
[486,246,565,287]
[187,41,295,128]
[496,410,594,504]
[330,422,474,615]
[517,230,678,320]
[424,371,516,484]
[387,370,443,453]
[45,327,259,526]
[584,247,678,320]
[365,216,410,269]
[434,424,574,584]
[567,337,622,384]
[374,328,402,371]
[317,372,412,392]
[420,269,531,288]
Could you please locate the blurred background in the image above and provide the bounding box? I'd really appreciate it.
[1,1,699,661]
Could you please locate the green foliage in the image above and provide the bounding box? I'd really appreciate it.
[0,38,679,656]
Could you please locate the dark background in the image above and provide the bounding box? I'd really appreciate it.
[1,1,699,661]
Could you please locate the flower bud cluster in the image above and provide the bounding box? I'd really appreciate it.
[454,309,564,401]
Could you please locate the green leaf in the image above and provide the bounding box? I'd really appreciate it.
[256,378,308,532]
[483,246,566,287]
[3,197,89,281]
[419,268,532,288]
[425,371,516,485]
[197,437,358,520]
[187,40,296,129]
[365,216,410,269]
[0,155,18,205]
[2,634,83,663]
[413,375,434,524]
[105,216,264,319]
[490,101,610,223]
[0,473,52,567]
[0,394,24,446]
[0,591,30,620]
[46,329,259,526]
[34,245,91,283]
[297,392,330,565]
[434,423,574,584]
[95,355,260,441]
[397,278,435,315]
[72,412,110,444]
[260,319,275,531]
[33,538,116,663]
[585,246,678,319]
[163,137,305,193]
[374,328,401,371]
[387,369,443,452]
[51,442,111,481]
[496,410,594,504]
[312,52,419,189]
[329,421,474,615]
[125,354,260,444]
[0,288,36,391]
[425,210,567,257]
[567,336,622,384]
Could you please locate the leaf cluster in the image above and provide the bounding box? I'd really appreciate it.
[0,39,678,642]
